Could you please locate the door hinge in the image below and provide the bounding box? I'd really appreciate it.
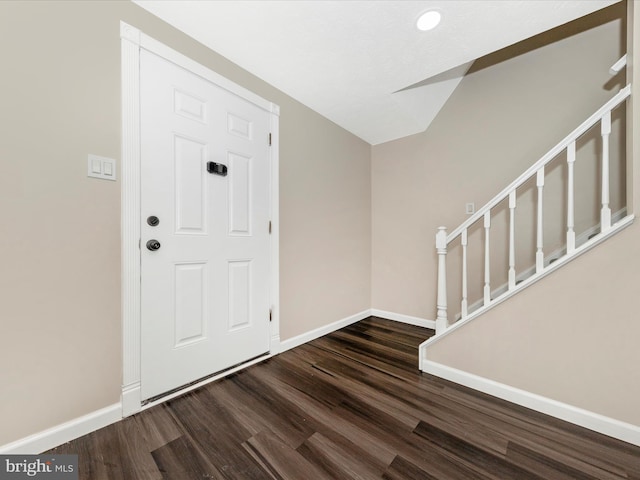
[268,133,272,146]
[269,220,272,234]
[269,309,273,322]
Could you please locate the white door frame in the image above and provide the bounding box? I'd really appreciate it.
[120,22,280,416]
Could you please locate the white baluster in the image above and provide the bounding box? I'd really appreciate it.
[508,191,516,290]
[483,212,491,306]
[435,227,448,334]
[461,228,468,318]
[601,111,612,231]
[536,167,545,273]
[567,141,576,253]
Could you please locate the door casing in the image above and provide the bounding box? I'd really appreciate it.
[120,21,280,416]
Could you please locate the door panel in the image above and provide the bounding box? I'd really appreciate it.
[228,260,252,331]
[228,152,252,235]
[174,135,208,233]
[174,262,207,347]
[140,49,271,400]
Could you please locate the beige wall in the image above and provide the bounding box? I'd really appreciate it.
[426,1,640,427]
[372,4,626,319]
[0,0,370,446]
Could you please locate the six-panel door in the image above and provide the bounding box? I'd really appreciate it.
[140,49,271,400]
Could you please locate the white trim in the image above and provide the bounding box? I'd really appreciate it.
[269,110,281,355]
[279,310,371,352]
[460,208,628,321]
[370,309,436,329]
[421,361,640,447]
[610,54,627,75]
[120,21,142,418]
[138,30,276,114]
[0,404,122,455]
[425,214,635,348]
[121,383,141,418]
[120,21,280,416]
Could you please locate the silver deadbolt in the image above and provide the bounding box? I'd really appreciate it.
[146,239,161,251]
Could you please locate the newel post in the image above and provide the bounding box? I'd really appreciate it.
[435,227,448,335]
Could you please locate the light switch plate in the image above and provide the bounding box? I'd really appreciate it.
[88,154,117,181]
[465,202,475,215]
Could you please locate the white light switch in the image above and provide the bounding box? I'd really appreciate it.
[88,154,117,181]
[91,158,102,174]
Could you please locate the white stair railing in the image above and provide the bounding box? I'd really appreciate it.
[609,54,627,75]
[435,85,631,335]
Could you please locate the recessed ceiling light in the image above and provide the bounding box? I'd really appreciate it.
[416,10,441,31]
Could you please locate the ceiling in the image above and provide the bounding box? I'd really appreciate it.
[133,0,619,145]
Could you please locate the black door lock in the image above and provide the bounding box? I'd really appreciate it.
[207,162,228,176]
[147,216,160,226]
[146,239,161,251]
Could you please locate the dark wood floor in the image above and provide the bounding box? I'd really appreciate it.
[48,317,640,479]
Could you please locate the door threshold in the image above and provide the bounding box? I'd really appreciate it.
[140,351,272,410]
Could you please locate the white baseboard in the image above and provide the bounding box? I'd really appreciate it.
[370,309,436,330]
[0,403,122,454]
[279,309,435,353]
[421,360,640,447]
[270,334,281,356]
[279,309,371,352]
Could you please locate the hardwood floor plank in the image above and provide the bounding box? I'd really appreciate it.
[412,421,543,480]
[165,390,269,479]
[112,417,164,480]
[151,436,225,480]
[505,440,616,480]
[382,455,440,480]
[352,317,433,350]
[312,335,421,383]
[325,329,418,368]
[224,368,320,448]
[329,400,495,480]
[312,366,423,430]
[259,354,348,409]
[57,417,162,480]
[134,404,184,452]
[304,352,502,438]
[49,430,110,480]
[242,429,334,480]
[254,367,398,468]
[296,431,385,480]
[275,349,427,431]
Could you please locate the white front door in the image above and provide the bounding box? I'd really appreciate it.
[140,49,272,400]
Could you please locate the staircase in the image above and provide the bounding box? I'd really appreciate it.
[420,83,633,357]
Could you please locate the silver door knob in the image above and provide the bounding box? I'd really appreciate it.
[146,239,161,251]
